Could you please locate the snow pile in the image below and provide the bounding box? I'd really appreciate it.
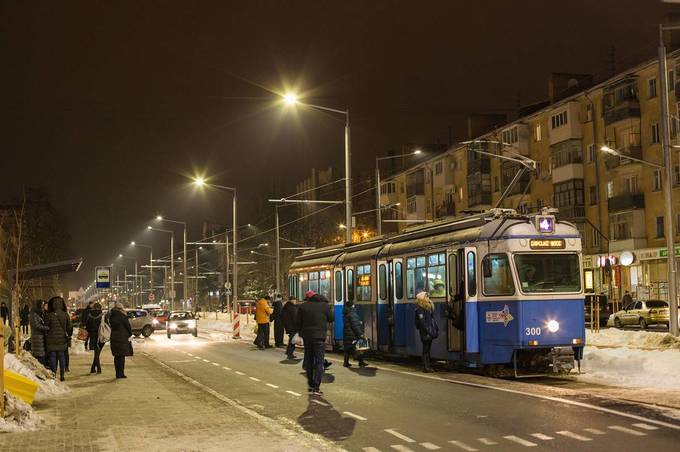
[578,346,680,390]
[586,328,680,350]
[4,353,69,399]
[0,392,41,432]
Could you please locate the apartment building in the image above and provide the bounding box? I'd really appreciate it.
[380,51,680,302]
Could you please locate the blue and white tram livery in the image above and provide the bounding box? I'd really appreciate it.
[288,208,585,374]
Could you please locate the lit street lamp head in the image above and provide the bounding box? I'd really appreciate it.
[118,254,123,258]
[156,215,163,220]
[413,149,422,155]
[147,225,152,230]
[600,145,617,155]
[193,177,206,187]
[283,92,298,106]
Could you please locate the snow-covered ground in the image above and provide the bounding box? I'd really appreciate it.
[586,328,680,349]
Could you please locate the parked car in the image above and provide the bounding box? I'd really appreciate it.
[167,311,198,338]
[126,309,155,337]
[608,300,670,329]
[584,294,614,327]
[149,309,170,330]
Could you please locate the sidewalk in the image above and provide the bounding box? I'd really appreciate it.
[1,348,331,451]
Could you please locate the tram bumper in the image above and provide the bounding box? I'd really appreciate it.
[515,346,575,373]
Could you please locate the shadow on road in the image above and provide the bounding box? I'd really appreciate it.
[297,395,356,441]
[348,366,377,377]
[322,373,336,383]
[279,358,303,365]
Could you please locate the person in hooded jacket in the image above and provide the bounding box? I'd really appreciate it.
[296,292,334,395]
[86,303,104,374]
[109,302,133,378]
[414,291,438,373]
[30,299,49,366]
[20,303,30,335]
[45,296,72,381]
[342,300,367,367]
[272,293,285,347]
[281,296,299,359]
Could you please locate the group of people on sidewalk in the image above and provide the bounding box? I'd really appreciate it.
[79,301,134,378]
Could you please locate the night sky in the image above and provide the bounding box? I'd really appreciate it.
[1,0,676,289]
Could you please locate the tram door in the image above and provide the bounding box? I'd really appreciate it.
[332,267,345,345]
[446,249,465,352]
[376,260,390,349]
[389,258,404,348]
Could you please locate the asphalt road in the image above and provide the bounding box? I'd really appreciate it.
[139,330,680,452]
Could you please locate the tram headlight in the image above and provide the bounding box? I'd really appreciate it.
[547,320,560,333]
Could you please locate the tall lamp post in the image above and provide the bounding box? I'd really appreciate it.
[117,254,138,305]
[131,242,153,302]
[282,93,353,244]
[192,178,238,318]
[156,216,188,303]
[147,226,175,310]
[376,149,422,236]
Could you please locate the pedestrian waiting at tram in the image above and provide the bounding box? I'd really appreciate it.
[414,291,438,373]
[282,296,299,359]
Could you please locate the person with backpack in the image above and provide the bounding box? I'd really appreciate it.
[109,302,132,379]
[30,299,49,367]
[281,296,299,359]
[342,300,367,368]
[86,303,104,374]
[414,291,438,373]
[45,296,72,381]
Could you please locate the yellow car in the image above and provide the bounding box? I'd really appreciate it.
[609,300,669,329]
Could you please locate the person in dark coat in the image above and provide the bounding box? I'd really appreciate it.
[20,303,30,334]
[30,300,49,366]
[81,301,93,350]
[281,296,299,359]
[45,296,72,381]
[414,291,438,373]
[109,302,132,379]
[342,300,367,367]
[296,291,334,395]
[272,293,285,347]
[0,302,8,325]
[86,303,104,374]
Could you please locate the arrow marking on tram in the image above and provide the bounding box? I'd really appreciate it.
[485,304,514,326]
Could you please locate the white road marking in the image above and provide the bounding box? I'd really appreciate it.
[477,438,498,445]
[448,440,478,451]
[384,429,416,443]
[632,423,659,431]
[222,366,232,371]
[530,433,554,440]
[249,377,261,382]
[584,428,605,435]
[363,448,381,452]
[503,436,537,447]
[212,362,220,366]
[343,411,367,421]
[311,399,329,406]
[266,383,279,389]
[608,425,647,436]
[235,371,245,376]
[390,446,413,452]
[187,353,194,356]
[556,431,591,441]
[202,359,210,363]
[286,390,301,397]
[420,442,440,450]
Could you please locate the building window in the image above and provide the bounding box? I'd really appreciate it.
[502,127,518,145]
[493,176,499,192]
[435,161,443,175]
[607,181,615,199]
[554,179,584,208]
[407,196,417,214]
[589,185,598,205]
[657,216,665,238]
[534,124,542,141]
[610,213,632,240]
[623,174,638,194]
[591,228,601,247]
[585,103,593,122]
[674,165,680,186]
[536,198,545,210]
[652,122,660,144]
[586,144,595,163]
[550,110,568,129]
[669,70,676,91]
[654,169,662,191]
[648,77,657,98]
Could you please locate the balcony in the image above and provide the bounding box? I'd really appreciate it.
[603,78,640,126]
[557,206,586,220]
[501,161,530,196]
[604,145,643,170]
[467,157,490,174]
[607,193,645,212]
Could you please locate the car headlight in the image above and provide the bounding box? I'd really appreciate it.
[547,320,560,333]
[169,322,178,329]
[187,320,196,327]
[152,319,159,325]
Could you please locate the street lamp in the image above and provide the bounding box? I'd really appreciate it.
[375,149,423,235]
[147,226,175,310]
[281,92,352,244]
[130,242,153,299]
[117,254,139,305]
[155,215,188,303]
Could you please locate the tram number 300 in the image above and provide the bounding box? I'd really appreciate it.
[524,327,542,336]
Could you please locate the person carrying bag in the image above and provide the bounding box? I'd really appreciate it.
[414,291,438,373]
[342,300,367,368]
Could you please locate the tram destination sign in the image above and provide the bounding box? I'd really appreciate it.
[529,238,565,250]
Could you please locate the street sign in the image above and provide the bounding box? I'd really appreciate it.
[224,281,231,289]
[95,266,111,289]
[225,288,232,296]
[148,292,156,302]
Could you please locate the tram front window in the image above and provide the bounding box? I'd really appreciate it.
[514,254,581,293]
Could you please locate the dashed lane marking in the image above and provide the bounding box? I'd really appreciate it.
[556,431,591,441]
[235,371,246,376]
[286,390,302,397]
[363,448,381,452]
[212,362,220,366]
[477,438,498,446]
[187,353,194,356]
[390,446,413,452]
[584,428,606,435]
[311,399,329,406]
[202,359,210,363]
[448,440,478,451]
[503,436,537,447]
[222,366,232,371]
[343,411,367,421]
[420,442,441,450]
[266,383,279,389]
[608,426,646,436]
[633,423,659,431]
[249,377,261,382]
[384,429,416,443]
[530,433,554,440]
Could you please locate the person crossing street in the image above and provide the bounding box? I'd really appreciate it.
[296,291,334,395]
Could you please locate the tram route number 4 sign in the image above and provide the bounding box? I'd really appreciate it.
[485,304,514,327]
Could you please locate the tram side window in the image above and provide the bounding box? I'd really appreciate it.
[346,269,355,301]
[309,271,319,293]
[395,262,403,299]
[300,273,309,295]
[406,256,427,299]
[428,253,446,298]
[334,270,343,302]
[482,253,515,296]
[378,264,387,300]
[356,264,372,301]
[467,252,477,297]
[319,270,331,298]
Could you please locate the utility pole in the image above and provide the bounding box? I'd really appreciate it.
[275,206,281,294]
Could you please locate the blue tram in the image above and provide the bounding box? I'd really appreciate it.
[288,208,585,374]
